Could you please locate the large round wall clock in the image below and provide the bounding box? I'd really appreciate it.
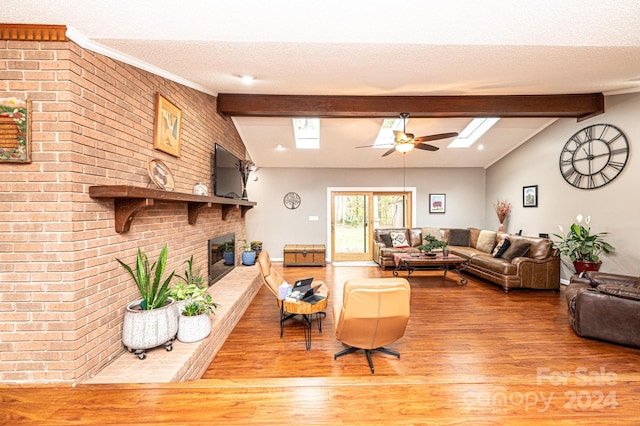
[559,123,629,190]
[283,192,301,209]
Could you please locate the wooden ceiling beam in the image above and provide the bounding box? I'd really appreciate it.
[217,93,604,121]
[0,24,67,41]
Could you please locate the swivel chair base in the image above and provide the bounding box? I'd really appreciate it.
[334,346,400,374]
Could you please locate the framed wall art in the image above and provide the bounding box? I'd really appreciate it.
[0,97,31,163]
[429,193,446,214]
[153,93,182,157]
[523,185,538,208]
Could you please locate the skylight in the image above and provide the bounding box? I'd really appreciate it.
[448,118,499,148]
[293,118,320,149]
[374,118,405,147]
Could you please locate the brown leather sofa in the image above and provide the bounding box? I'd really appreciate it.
[447,230,560,293]
[565,271,640,348]
[374,227,560,293]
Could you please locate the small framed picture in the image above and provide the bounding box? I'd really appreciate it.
[429,193,446,214]
[523,185,538,208]
[153,93,182,157]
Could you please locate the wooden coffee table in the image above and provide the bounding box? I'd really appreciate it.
[393,253,468,285]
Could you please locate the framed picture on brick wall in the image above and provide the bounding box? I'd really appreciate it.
[0,97,31,163]
[153,93,182,157]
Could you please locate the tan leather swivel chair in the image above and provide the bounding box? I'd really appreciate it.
[333,278,411,374]
[257,251,329,350]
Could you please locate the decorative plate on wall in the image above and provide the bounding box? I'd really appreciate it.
[283,192,301,209]
[147,158,175,191]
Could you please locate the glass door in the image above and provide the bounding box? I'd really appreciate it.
[332,193,369,261]
[331,191,411,262]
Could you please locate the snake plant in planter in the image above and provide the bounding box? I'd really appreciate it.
[552,214,615,274]
[117,245,178,359]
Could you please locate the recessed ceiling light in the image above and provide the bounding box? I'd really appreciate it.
[240,75,255,85]
[276,144,286,151]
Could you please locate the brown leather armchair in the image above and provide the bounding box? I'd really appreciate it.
[565,271,640,348]
[333,278,411,374]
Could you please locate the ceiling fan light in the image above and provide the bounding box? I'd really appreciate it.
[395,143,414,153]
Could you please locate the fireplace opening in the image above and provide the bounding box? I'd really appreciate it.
[208,232,235,285]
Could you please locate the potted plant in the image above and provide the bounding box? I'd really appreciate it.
[552,214,615,274]
[223,241,235,266]
[239,239,256,265]
[250,241,263,255]
[418,234,447,256]
[169,255,207,315]
[177,291,220,343]
[117,245,178,359]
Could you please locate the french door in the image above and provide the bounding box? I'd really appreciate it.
[331,191,412,261]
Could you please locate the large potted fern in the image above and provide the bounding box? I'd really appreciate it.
[117,245,178,360]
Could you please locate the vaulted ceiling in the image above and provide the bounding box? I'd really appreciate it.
[4,0,640,168]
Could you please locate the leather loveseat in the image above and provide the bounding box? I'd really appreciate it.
[565,271,640,348]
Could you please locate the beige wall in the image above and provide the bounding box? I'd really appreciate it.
[245,167,485,259]
[0,39,246,382]
[486,92,640,281]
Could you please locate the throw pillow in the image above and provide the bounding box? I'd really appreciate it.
[389,231,410,248]
[448,228,471,247]
[500,240,531,262]
[469,228,481,249]
[493,237,511,258]
[476,230,497,253]
[380,233,392,248]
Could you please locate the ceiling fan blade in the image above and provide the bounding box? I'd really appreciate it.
[355,143,393,149]
[415,143,440,152]
[413,132,459,143]
[382,147,397,157]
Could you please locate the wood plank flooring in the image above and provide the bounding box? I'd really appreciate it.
[2,264,640,425]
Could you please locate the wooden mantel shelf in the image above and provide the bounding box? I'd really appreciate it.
[89,185,256,233]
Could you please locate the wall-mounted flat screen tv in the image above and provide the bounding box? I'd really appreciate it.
[213,143,243,199]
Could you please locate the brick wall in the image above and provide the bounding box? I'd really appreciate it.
[0,39,248,383]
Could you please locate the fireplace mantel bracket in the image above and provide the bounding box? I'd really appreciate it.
[89,185,256,234]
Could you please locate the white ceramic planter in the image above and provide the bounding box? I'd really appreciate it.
[122,298,178,358]
[177,313,212,343]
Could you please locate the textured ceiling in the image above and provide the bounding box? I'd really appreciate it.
[4,0,640,168]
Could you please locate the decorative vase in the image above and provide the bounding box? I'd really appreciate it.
[192,182,208,196]
[498,223,505,232]
[122,298,178,359]
[177,313,212,343]
[573,260,602,274]
[242,250,256,265]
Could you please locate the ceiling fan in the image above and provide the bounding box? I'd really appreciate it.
[357,112,459,157]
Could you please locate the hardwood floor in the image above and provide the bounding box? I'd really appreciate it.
[2,264,640,425]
